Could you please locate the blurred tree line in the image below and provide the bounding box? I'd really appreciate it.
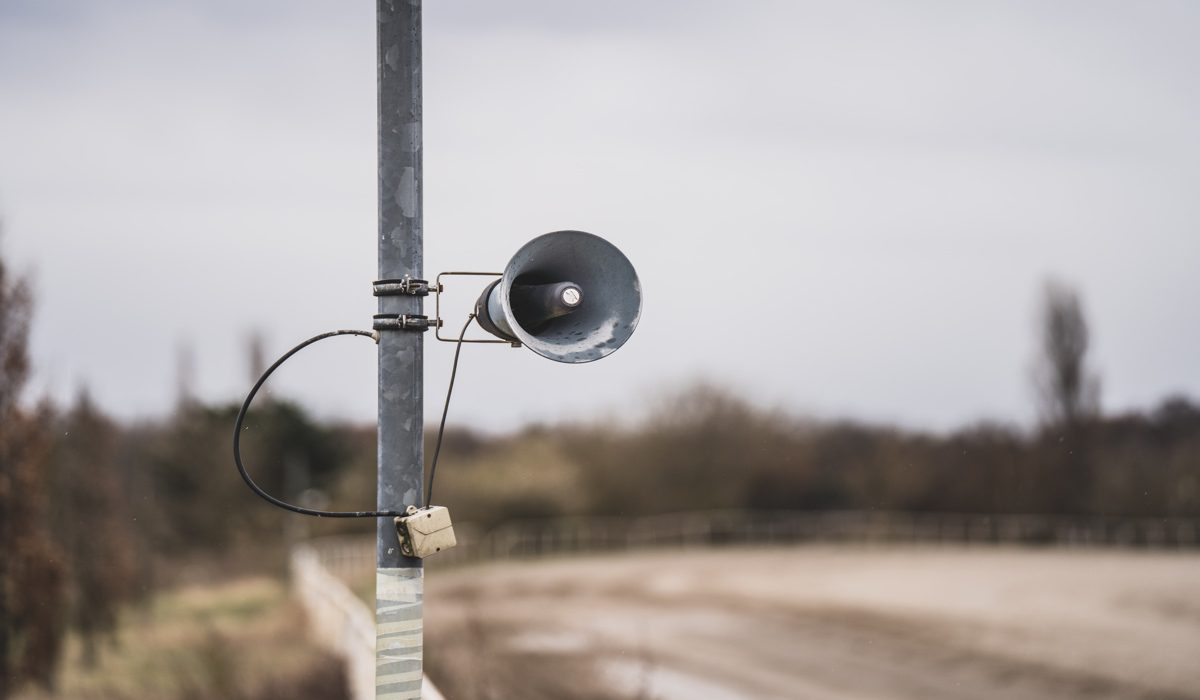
[431,386,1200,527]
[1,232,1198,695]
[0,239,368,696]
[432,281,1198,525]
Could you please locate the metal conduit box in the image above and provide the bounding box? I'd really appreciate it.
[395,506,457,558]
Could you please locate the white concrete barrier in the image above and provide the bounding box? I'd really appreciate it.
[291,545,444,700]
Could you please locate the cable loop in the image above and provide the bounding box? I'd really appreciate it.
[232,329,401,517]
[233,319,475,518]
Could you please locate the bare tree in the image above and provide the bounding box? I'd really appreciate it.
[0,229,66,696]
[1034,279,1100,429]
[246,328,267,386]
[174,339,197,412]
[1032,279,1101,514]
[0,231,30,421]
[50,390,137,668]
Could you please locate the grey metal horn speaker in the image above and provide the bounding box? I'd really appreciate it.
[474,230,642,363]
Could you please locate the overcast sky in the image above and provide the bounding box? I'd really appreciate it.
[1,0,1197,432]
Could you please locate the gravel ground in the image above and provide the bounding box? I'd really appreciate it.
[424,546,1200,700]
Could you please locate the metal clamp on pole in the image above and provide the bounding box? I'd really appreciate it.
[373,276,431,297]
[373,314,433,332]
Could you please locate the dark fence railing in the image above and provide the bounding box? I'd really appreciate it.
[311,510,1200,582]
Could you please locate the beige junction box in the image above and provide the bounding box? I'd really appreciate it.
[394,505,457,558]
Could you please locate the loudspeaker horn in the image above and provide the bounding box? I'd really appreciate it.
[474,230,642,363]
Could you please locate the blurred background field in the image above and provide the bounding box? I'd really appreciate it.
[418,546,1200,700]
[316,521,1200,699]
[3,256,1200,697]
[3,241,1199,696]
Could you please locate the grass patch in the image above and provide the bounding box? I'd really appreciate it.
[15,577,348,700]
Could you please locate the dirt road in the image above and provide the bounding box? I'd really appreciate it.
[424,546,1200,700]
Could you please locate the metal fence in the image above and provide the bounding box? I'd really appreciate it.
[307,509,1200,583]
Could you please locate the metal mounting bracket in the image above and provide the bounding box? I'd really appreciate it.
[373,314,432,332]
[432,271,517,345]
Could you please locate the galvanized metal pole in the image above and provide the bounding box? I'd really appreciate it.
[376,1,424,699]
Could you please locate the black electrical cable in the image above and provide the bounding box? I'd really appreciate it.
[233,318,476,518]
[425,313,475,508]
[233,329,400,517]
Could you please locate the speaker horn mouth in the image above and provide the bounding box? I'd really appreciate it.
[475,230,641,363]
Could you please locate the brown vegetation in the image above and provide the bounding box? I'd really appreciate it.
[48,392,138,668]
[0,234,360,696]
[427,384,1200,526]
[0,236,67,695]
[1,219,1196,695]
